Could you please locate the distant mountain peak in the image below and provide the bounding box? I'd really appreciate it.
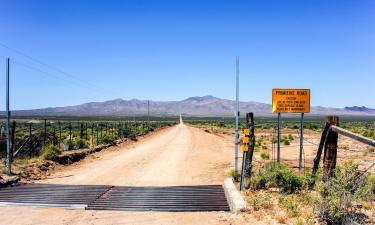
[345,106,375,113]
[183,95,218,102]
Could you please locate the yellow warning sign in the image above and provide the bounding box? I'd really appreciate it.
[243,129,250,135]
[242,145,248,152]
[272,89,310,113]
[243,137,250,144]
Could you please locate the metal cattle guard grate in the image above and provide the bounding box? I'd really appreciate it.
[0,184,229,212]
[86,185,230,212]
[0,184,111,209]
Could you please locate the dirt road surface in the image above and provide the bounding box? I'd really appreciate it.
[0,123,252,225]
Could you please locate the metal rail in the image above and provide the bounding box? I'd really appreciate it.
[330,125,375,147]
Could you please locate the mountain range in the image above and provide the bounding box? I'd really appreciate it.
[8,95,375,117]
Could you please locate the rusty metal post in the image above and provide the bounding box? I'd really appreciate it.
[323,116,339,181]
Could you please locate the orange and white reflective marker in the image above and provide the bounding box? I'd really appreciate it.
[243,137,250,144]
[243,129,250,135]
[241,145,248,152]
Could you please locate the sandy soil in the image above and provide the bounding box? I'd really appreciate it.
[0,123,253,225]
[206,126,375,173]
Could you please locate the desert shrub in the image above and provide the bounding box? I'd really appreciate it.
[355,174,375,202]
[76,138,88,149]
[315,162,372,224]
[279,195,300,217]
[127,133,137,141]
[283,139,290,145]
[295,217,304,225]
[288,134,294,141]
[260,152,270,160]
[368,174,375,193]
[229,168,241,183]
[247,192,273,211]
[41,145,62,160]
[249,162,306,194]
[99,135,116,145]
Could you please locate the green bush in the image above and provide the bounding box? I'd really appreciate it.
[315,162,373,224]
[41,145,62,160]
[260,152,270,160]
[99,135,116,145]
[247,192,273,211]
[283,139,290,145]
[288,134,294,141]
[128,133,137,141]
[279,195,300,217]
[229,169,241,183]
[76,138,88,149]
[249,162,306,194]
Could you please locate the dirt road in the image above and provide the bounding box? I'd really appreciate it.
[0,123,251,225]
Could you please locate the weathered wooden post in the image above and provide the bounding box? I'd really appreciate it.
[240,112,256,191]
[69,122,72,150]
[96,124,99,145]
[85,123,88,140]
[312,122,330,176]
[44,119,47,147]
[323,116,339,181]
[53,125,57,146]
[58,121,61,148]
[100,124,103,141]
[91,124,94,147]
[29,123,32,153]
[80,123,83,139]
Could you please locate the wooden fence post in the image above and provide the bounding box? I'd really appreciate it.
[44,119,47,147]
[80,123,83,139]
[323,116,339,181]
[69,122,72,150]
[312,122,330,176]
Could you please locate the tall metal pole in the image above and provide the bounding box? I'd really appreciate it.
[6,58,11,174]
[234,56,239,172]
[277,112,281,163]
[299,113,304,174]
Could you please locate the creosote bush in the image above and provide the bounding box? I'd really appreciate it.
[98,135,116,145]
[260,152,270,160]
[247,192,273,211]
[76,138,88,149]
[41,145,62,160]
[249,162,308,194]
[229,168,241,183]
[315,162,373,225]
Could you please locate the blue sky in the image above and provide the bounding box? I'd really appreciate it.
[1,0,374,110]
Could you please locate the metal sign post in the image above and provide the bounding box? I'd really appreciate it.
[299,113,304,174]
[277,112,281,163]
[6,58,12,175]
[234,56,239,172]
[272,89,311,165]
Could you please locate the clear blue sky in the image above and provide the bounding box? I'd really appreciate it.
[1,0,374,110]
